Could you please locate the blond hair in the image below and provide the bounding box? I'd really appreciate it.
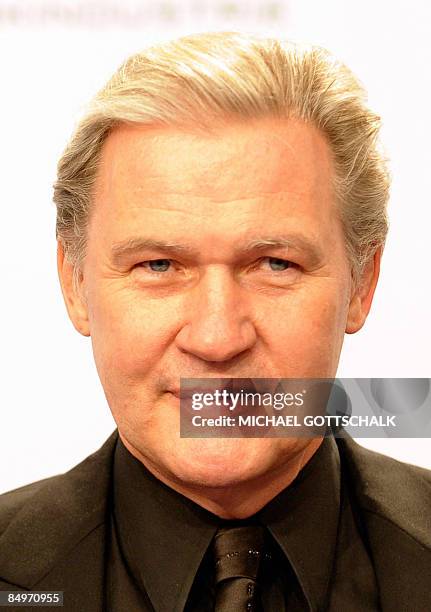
[53,31,389,292]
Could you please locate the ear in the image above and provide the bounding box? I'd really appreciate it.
[57,241,90,337]
[346,247,382,334]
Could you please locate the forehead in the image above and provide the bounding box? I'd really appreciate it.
[94,117,335,210]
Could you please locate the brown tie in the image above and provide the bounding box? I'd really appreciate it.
[212,524,266,612]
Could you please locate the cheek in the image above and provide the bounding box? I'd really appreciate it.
[262,282,349,366]
[308,292,348,338]
[87,288,173,380]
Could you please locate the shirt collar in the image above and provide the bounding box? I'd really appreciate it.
[258,436,341,611]
[113,435,340,612]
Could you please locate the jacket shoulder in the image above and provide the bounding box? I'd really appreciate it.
[0,475,64,536]
[0,431,118,589]
[337,435,431,549]
[336,436,431,609]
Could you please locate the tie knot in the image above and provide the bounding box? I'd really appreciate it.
[213,524,266,585]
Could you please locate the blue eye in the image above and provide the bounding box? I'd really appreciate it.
[267,257,291,271]
[148,259,171,272]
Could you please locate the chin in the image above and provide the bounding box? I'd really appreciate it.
[168,462,258,490]
[161,437,279,489]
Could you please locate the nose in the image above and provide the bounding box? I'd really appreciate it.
[175,267,257,363]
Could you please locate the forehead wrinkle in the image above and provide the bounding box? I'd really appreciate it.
[99,120,334,206]
[117,187,317,213]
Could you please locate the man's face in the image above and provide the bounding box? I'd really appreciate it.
[60,118,376,490]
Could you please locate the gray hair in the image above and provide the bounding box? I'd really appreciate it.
[53,31,390,293]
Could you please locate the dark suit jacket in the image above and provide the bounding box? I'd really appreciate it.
[0,431,430,611]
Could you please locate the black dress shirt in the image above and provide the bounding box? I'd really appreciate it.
[105,435,380,611]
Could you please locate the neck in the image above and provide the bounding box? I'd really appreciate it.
[120,436,323,519]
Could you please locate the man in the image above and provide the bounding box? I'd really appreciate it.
[0,31,430,611]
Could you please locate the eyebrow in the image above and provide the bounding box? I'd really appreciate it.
[244,236,324,267]
[110,238,197,266]
[110,234,324,267]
